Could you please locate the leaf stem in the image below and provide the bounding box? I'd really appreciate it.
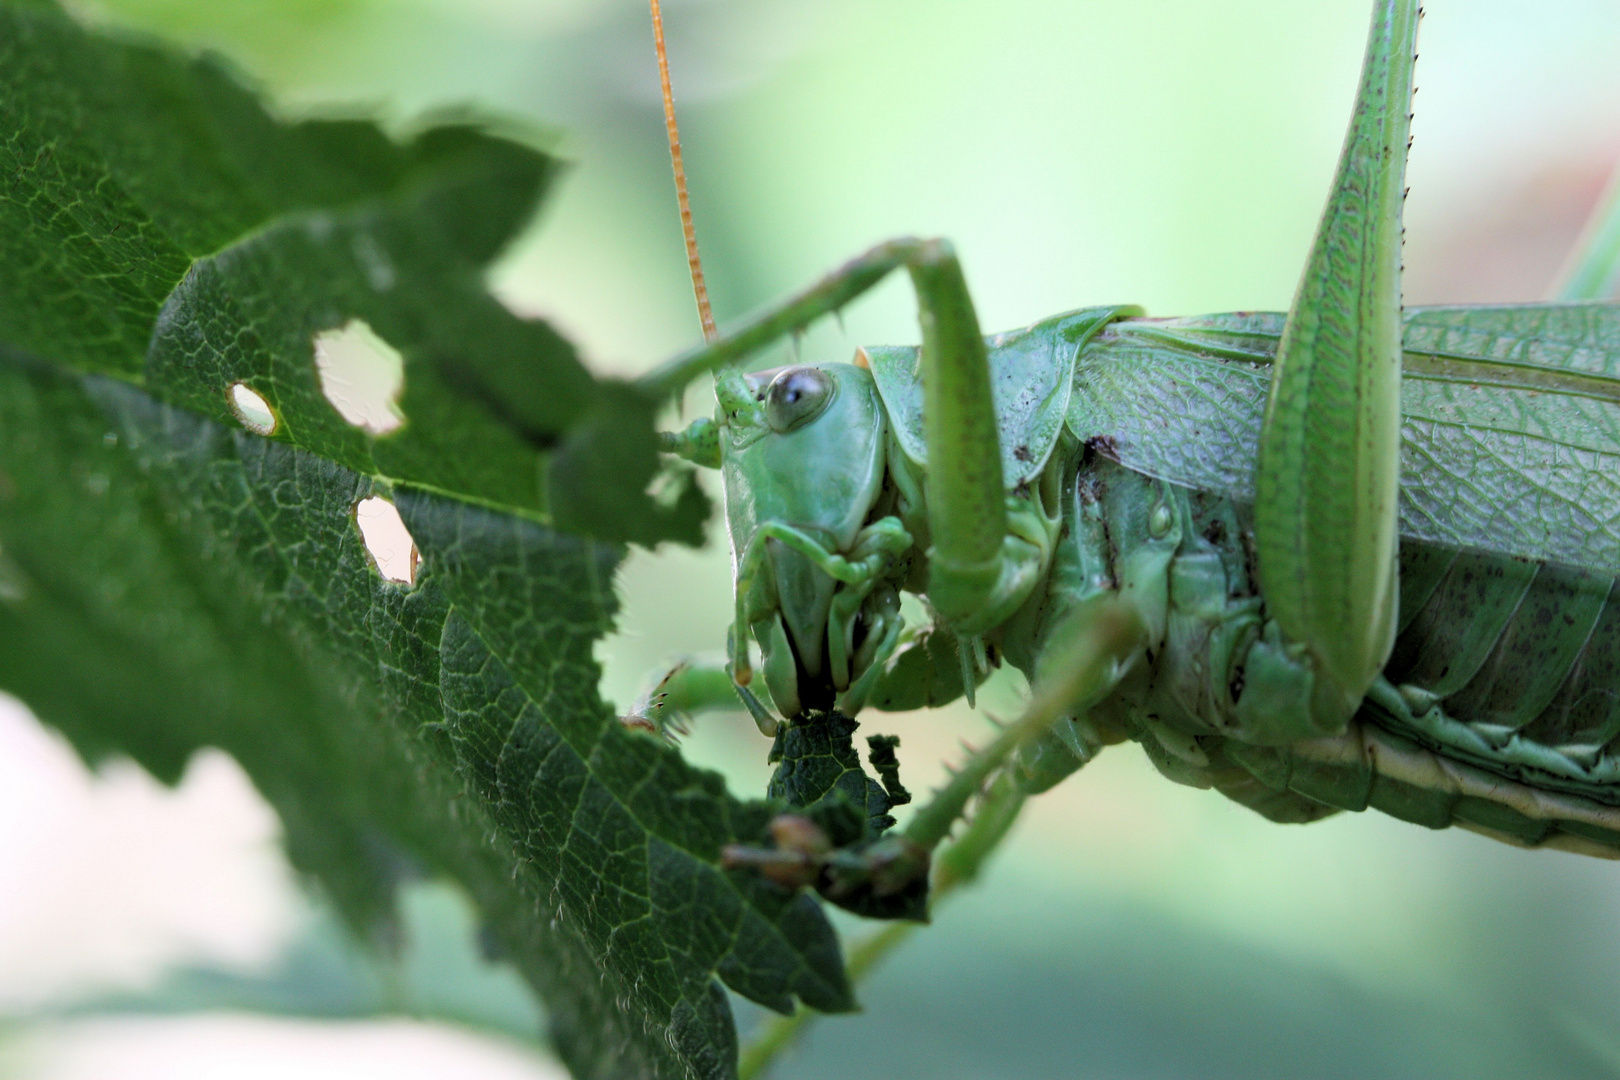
[737,921,914,1080]
[1555,159,1620,302]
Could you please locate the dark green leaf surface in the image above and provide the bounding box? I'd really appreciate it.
[767,711,895,844]
[765,712,927,921]
[0,0,703,544]
[0,4,847,1077]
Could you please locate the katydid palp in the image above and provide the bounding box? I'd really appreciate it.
[634,0,1620,903]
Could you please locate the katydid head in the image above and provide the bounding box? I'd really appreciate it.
[714,362,896,718]
[718,362,885,550]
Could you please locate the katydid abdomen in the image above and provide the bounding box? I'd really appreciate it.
[984,304,1620,855]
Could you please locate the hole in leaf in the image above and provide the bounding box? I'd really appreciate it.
[314,319,405,436]
[355,496,419,585]
[227,382,276,436]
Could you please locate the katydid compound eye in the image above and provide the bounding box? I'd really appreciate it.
[764,367,833,433]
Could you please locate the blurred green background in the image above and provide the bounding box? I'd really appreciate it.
[29,0,1620,1075]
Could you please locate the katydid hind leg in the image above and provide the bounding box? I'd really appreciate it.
[1253,0,1420,719]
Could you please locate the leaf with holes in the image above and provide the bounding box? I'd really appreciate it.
[0,0,704,547]
[0,3,850,1078]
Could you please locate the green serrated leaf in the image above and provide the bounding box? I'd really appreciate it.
[0,3,847,1078]
[0,340,853,1080]
[865,734,913,807]
[0,0,706,544]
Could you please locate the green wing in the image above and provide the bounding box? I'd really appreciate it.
[1068,303,1620,576]
[1400,304,1620,570]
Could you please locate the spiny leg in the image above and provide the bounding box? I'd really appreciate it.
[641,238,967,399]
[1253,0,1420,721]
[901,593,1145,847]
[723,593,1144,889]
[619,660,754,736]
[737,768,1025,1080]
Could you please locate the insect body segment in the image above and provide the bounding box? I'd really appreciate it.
[864,308,1138,644]
[679,304,1146,727]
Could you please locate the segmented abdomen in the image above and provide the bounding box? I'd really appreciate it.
[1227,539,1620,856]
[1371,540,1620,801]
[1155,481,1620,853]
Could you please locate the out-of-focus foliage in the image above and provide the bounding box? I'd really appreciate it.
[7,1,705,542]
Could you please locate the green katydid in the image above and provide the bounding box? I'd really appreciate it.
[634,0,1620,905]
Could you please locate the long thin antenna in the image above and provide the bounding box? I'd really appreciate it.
[650,0,717,341]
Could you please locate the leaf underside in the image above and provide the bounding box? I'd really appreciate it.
[0,4,848,1078]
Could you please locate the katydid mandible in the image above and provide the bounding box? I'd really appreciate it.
[638,0,1620,878]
